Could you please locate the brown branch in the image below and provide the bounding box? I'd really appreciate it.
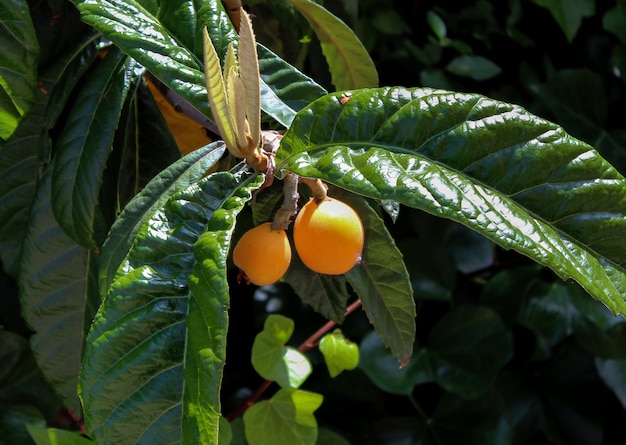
[226,299,363,421]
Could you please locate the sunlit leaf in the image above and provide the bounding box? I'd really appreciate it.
[277,87,626,318]
[285,0,378,90]
[25,424,93,445]
[0,0,39,140]
[319,330,359,377]
[243,388,323,445]
[79,169,263,444]
[251,314,312,389]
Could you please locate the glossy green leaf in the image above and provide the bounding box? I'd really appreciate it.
[251,314,312,389]
[79,169,262,444]
[360,306,512,398]
[18,165,98,414]
[0,0,39,140]
[71,0,300,128]
[25,424,92,445]
[277,87,626,317]
[243,388,323,445]
[343,193,415,364]
[51,48,142,248]
[285,0,378,90]
[99,141,225,298]
[319,330,359,377]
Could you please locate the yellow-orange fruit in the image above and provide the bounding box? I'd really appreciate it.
[233,222,291,286]
[293,198,364,275]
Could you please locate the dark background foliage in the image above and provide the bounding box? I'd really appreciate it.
[2,0,626,444]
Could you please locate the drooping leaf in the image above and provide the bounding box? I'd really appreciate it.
[18,165,99,414]
[243,388,323,445]
[277,87,626,317]
[99,141,225,298]
[285,0,378,90]
[343,193,415,364]
[319,330,359,377]
[51,48,142,248]
[0,0,39,140]
[251,314,312,389]
[79,169,263,444]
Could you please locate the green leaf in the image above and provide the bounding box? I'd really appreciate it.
[446,55,501,81]
[277,87,626,318]
[342,193,415,365]
[71,0,299,128]
[18,165,98,414]
[243,388,323,445]
[531,0,594,42]
[285,0,378,90]
[319,330,359,377]
[251,314,312,389]
[603,5,626,47]
[99,141,225,298]
[183,176,263,444]
[25,424,92,445]
[78,169,262,444]
[360,306,512,398]
[0,0,39,140]
[51,49,142,248]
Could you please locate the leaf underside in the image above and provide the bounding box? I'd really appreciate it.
[277,87,626,318]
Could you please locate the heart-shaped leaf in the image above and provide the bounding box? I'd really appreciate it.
[319,330,359,377]
[251,314,312,389]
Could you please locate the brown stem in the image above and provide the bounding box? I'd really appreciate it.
[299,177,328,201]
[226,299,363,421]
[272,173,299,230]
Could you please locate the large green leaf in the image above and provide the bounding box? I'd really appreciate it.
[277,87,626,316]
[51,48,142,248]
[285,0,378,90]
[0,0,39,140]
[79,169,263,444]
[0,31,101,278]
[18,165,98,414]
[99,141,225,298]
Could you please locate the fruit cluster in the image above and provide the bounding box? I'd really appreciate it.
[233,197,364,286]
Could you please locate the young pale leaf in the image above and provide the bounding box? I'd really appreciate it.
[277,87,626,317]
[285,0,378,90]
[99,141,226,298]
[251,314,312,389]
[52,49,142,248]
[0,0,39,140]
[319,330,359,377]
[243,388,323,445]
[19,165,98,414]
[79,169,263,444]
[238,9,261,149]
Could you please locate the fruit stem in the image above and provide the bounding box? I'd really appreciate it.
[299,177,328,202]
[272,172,299,230]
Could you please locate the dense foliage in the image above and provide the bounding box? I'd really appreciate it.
[2,0,626,444]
